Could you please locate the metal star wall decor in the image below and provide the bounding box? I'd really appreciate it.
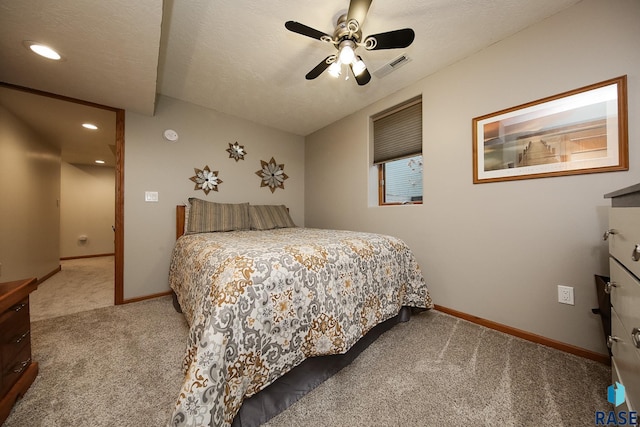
[255,157,288,193]
[189,165,222,194]
[226,141,247,161]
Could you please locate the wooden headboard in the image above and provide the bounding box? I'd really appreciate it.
[176,205,186,240]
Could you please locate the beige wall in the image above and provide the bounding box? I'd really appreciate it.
[60,162,115,258]
[123,95,305,299]
[0,105,61,282]
[304,0,640,355]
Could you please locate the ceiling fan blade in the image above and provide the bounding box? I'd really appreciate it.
[346,0,373,27]
[350,59,371,86]
[364,28,415,50]
[285,21,332,41]
[305,56,335,80]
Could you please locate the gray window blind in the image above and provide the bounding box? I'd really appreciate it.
[373,98,422,164]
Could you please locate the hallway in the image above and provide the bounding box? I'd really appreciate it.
[29,256,113,321]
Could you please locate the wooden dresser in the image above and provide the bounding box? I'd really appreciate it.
[0,278,38,425]
[605,183,640,418]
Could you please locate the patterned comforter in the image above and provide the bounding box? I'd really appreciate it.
[168,227,432,427]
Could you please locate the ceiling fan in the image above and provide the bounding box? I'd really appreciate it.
[285,0,415,86]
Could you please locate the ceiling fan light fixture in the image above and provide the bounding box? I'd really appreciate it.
[338,41,356,65]
[328,62,342,78]
[285,0,414,86]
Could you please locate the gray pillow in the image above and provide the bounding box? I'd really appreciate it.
[187,198,250,233]
[249,205,296,230]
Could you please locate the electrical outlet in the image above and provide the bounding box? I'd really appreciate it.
[558,285,574,305]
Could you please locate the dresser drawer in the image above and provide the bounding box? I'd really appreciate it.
[609,207,640,278]
[0,329,31,372]
[0,297,29,327]
[612,359,635,414]
[611,309,640,413]
[609,258,640,334]
[0,344,32,397]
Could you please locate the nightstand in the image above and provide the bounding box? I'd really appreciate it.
[0,278,39,425]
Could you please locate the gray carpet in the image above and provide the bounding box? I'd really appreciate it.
[30,256,114,322]
[6,297,187,427]
[5,296,611,426]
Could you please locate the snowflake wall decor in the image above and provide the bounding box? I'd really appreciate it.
[255,157,288,193]
[226,142,247,161]
[189,165,222,194]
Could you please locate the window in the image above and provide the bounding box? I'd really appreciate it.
[373,97,422,205]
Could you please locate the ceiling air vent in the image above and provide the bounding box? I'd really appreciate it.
[373,54,412,78]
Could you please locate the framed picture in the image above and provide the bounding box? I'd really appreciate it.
[472,76,628,184]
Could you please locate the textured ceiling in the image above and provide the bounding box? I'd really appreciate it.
[0,0,583,164]
[0,0,162,115]
[157,0,583,136]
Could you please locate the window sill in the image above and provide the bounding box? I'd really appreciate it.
[379,202,423,206]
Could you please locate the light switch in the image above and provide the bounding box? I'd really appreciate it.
[145,191,159,202]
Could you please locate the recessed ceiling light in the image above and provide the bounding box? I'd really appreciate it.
[95,160,105,164]
[82,123,98,130]
[23,41,62,60]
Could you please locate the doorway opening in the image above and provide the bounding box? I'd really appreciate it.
[0,83,124,318]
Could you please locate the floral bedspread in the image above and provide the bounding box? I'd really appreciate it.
[168,227,432,427]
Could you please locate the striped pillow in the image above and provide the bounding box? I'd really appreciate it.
[249,205,296,230]
[187,198,250,233]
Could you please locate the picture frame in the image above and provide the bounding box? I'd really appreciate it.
[472,76,628,184]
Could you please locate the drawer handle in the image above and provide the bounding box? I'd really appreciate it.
[604,281,617,294]
[607,335,620,349]
[14,330,30,344]
[632,244,640,262]
[632,328,640,349]
[12,358,31,374]
[603,229,618,241]
[11,303,27,312]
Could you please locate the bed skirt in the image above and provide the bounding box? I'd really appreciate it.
[231,306,415,427]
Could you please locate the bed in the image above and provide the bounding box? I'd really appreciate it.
[168,200,433,427]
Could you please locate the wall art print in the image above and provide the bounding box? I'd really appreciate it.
[189,165,222,194]
[226,142,247,161]
[256,157,288,193]
[472,75,628,183]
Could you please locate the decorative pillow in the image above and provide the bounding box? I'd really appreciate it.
[249,205,296,230]
[187,198,250,233]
